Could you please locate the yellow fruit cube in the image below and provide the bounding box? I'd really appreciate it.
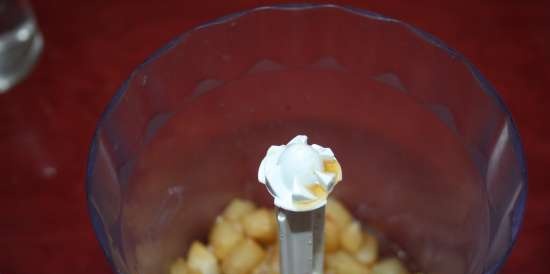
[209,218,244,259]
[326,251,369,274]
[222,239,266,274]
[252,245,279,274]
[170,258,188,274]
[187,241,219,274]
[170,258,200,274]
[326,199,352,229]
[223,199,256,221]
[341,221,363,253]
[324,218,341,253]
[355,232,379,265]
[269,245,280,274]
[242,209,277,244]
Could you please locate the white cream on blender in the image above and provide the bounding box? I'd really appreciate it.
[258,135,342,212]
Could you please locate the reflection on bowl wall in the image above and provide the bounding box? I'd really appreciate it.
[86,4,526,274]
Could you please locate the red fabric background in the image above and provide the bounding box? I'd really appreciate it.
[1,0,548,274]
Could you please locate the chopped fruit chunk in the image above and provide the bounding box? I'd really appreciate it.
[355,232,379,265]
[223,199,256,221]
[325,218,340,253]
[187,241,219,274]
[222,239,266,274]
[326,251,369,274]
[326,199,352,229]
[210,218,244,260]
[341,221,363,253]
[242,209,277,244]
[372,258,409,274]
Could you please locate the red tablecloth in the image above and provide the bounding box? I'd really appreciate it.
[1,1,548,274]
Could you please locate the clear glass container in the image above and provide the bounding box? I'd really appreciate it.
[86,4,527,274]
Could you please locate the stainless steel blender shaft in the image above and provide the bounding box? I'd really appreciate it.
[277,206,325,274]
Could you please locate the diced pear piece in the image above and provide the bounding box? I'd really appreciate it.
[242,209,277,244]
[223,199,256,221]
[324,218,340,253]
[326,251,370,274]
[170,258,187,274]
[372,258,409,274]
[252,245,279,274]
[355,232,379,265]
[326,199,352,229]
[170,258,200,274]
[222,239,266,274]
[187,242,219,274]
[209,218,244,260]
[341,221,363,253]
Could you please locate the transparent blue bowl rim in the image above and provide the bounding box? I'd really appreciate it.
[85,4,528,274]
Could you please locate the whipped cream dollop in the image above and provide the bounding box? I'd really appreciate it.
[258,135,342,211]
